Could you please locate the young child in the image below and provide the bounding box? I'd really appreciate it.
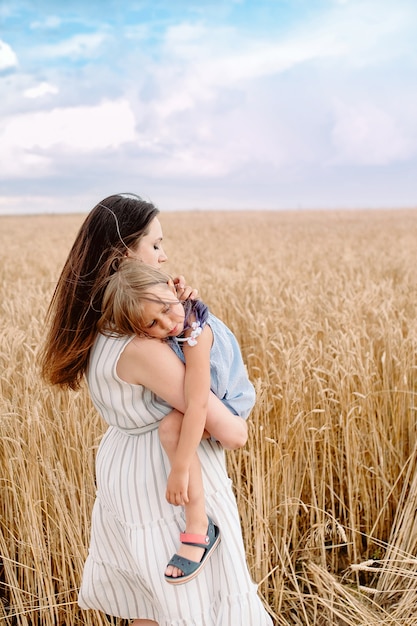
[97,258,256,585]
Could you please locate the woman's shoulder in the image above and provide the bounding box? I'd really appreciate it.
[117,335,181,385]
[92,331,133,354]
[87,333,134,387]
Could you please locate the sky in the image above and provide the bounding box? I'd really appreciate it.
[1,0,417,215]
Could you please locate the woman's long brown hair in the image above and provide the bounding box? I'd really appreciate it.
[39,194,159,390]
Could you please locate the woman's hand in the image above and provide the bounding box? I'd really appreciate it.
[172,275,199,302]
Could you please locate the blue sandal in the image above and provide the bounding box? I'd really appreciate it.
[164,517,220,585]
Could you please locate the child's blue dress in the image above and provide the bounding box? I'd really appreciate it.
[170,311,256,420]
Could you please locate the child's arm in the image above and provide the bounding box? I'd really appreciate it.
[165,324,213,506]
[118,337,248,449]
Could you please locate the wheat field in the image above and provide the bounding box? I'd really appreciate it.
[1,208,417,625]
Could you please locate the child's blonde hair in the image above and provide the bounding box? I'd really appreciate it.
[97,258,174,337]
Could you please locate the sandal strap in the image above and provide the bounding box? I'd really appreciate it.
[180,531,210,548]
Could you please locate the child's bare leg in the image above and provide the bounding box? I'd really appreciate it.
[205,407,248,450]
[159,411,208,579]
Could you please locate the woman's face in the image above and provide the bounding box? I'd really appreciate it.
[130,217,168,267]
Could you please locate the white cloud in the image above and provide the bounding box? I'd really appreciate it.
[150,1,416,121]
[30,15,61,29]
[124,24,152,40]
[106,3,415,180]
[331,100,416,165]
[1,0,416,212]
[24,81,59,99]
[319,0,416,67]
[0,99,136,177]
[34,32,108,59]
[0,39,18,70]
[0,193,92,215]
[162,21,345,84]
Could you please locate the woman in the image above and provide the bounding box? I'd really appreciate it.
[41,193,272,626]
[96,260,257,585]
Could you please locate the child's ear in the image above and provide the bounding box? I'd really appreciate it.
[167,278,177,295]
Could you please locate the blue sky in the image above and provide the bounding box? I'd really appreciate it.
[1,0,416,214]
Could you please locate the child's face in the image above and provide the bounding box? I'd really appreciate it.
[140,283,185,340]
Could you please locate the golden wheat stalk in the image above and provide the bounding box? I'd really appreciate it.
[2,209,417,625]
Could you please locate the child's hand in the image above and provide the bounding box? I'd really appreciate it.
[172,276,199,302]
[166,468,190,506]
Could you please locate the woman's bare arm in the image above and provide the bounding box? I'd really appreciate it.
[117,337,247,449]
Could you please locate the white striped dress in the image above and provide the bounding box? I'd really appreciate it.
[78,331,273,625]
